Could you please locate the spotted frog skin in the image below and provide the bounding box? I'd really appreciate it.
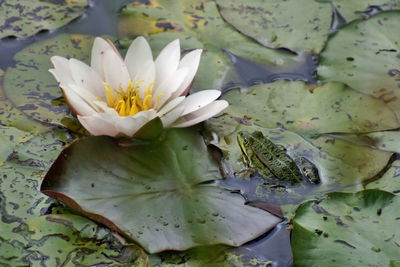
[237,131,320,186]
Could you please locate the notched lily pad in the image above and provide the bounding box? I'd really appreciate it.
[292,190,400,266]
[216,0,332,53]
[119,0,301,91]
[41,128,281,253]
[0,0,89,39]
[3,34,95,132]
[318,11,400,118]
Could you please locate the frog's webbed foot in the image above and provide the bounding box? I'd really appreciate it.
[235,167,257,178]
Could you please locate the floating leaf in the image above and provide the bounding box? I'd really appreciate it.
[0,0,89,39]
[206,81,396,191]
[216,0,332,53]
[0,126,32,166]
[41,128,281,253]
[318,12,400,118]
[3,34,95,132]
[119,1,301,91]
[25,214,148,266]
[317,0,400,22]
[292,190,400,266]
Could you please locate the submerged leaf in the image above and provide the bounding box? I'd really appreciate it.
[0,0,89,39]
[318,11,400,118]
[292,190,400,266]
[41,128,281,253]
[216,0,332,53]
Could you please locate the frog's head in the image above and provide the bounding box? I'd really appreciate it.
[237,131,254,154]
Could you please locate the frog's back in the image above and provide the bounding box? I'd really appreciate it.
[252,134,304,184]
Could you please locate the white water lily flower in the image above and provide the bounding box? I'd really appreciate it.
[49,37,228,137]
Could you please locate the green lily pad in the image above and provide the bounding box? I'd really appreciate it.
[210,81,399,136]
[0,0,89,39]
[317,0,400,22]
[119,0,301,91]
[3,34,95,132]
[292,190,400,266]
[216,0,332,53]
[318,11,400,118]
[366,159,400,194]
[41,128,281,253]
[206,81,396,190]
[25,214,148,266]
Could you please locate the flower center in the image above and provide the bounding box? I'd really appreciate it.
[103,80,154,116]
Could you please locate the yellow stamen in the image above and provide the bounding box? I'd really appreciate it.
[103,79,156,116]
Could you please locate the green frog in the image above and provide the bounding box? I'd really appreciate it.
[237,131,320,186]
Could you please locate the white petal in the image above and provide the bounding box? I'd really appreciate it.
[69,59,105,98]
[50,56,74,85]
[178,90,221,116]
[61,87,95,116]
[103,49,131,91]
[156,96,185,117]
[90,37,118,79]
[92,100,118,115]
[160,105,185,127]
[153,67,188,110]
[115,110,157,137]
[171,100,228,128]
[173,49,202,97]
[66,84,98,104]
[155,39,180,86]
[125,36,153,79]
[133,60,156,98]
[78,113,120,137]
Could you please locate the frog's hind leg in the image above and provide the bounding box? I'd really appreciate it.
[295,157,321,185]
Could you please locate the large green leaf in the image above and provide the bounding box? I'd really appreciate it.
[119,0,302,91]
[317,0,400,22]
[3,34,95,132]
[292,190,400,266]
[206,81,396,191]
[318,12,400,118]
[216,0,332,53]
[41,128,281,253]
[0,0,89,39]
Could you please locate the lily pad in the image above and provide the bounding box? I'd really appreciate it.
[317,0,400,22]
[25,214,148,266]
[216,0,332,53]
[119,0,302,91]
[292,190,400,266]
[3,34,95,131]
[210,81,399,136]
[0,126,32,166]
[318,11,400,118]
[41,128,281,253]
[206,81,396,190]
[0,0,89,39]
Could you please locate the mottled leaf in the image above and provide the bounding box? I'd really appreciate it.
[318,12,400,118]
[206,81,396,193]
[317,0,400,22]
[216,0,332,53]
[3,34,95,132]
[292,190,400,266]
[42,128,281,253]
[0,126,32,166]
[0,0,89,39]
[119,0,302,91]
